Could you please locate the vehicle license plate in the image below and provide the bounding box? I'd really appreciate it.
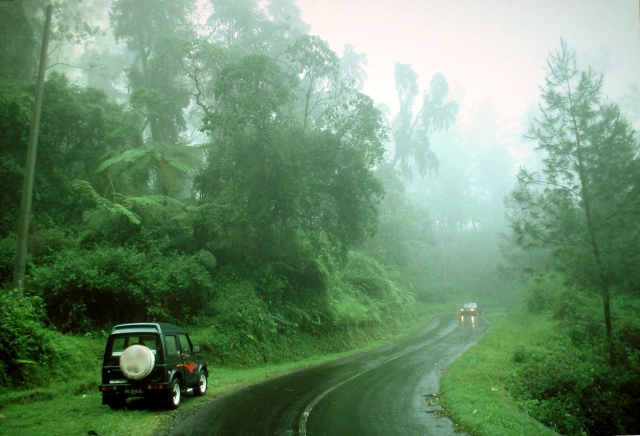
[124,388,143,394]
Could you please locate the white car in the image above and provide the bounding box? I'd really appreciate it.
[460,303,483,316]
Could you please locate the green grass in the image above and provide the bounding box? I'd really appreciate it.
[0,302,449,436]
[440,308,558,436]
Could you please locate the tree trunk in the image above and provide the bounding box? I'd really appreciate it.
[569,89,614,364]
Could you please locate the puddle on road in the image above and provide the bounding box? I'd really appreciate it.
[421,392,466,435]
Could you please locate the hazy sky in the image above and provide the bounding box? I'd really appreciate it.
[296,0,639,137]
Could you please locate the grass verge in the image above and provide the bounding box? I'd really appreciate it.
[0,302,449,436]
[440,308,558,436]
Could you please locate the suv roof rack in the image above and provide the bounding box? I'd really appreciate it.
[111,322,186,334]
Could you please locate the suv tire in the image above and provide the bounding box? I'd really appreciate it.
[193,370,207,397]
[120,344,155,380]
[168,378,182,409]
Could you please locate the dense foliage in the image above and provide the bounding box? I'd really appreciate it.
[0,0,519,405]
[506,41,640,435]
[509,275,640,435]
[511,40,640,351]
[0,0,440,389]
[0,290,55,386]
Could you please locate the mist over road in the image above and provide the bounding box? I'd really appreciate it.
[162,314,488,436]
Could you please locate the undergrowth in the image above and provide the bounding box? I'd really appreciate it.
[508,274,640,435]
[0,299,442,436]
[440,309,558,436]
[442,278,640,436]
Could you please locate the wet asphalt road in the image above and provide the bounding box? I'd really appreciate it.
[162,314,489,436]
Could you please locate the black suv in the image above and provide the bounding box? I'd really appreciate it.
[99,322,207,409]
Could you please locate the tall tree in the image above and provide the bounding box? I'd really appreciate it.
[208,0,266,49]
[0,72,141,237]
[285,35,342,130]
[0,1,45,83]
[340,44,368,92]
[392,64,458,178]
[110,0,193,144]
[0,0,100,84]
[267,0,310,34]
[195,53,387,263]
[510,40,640,359]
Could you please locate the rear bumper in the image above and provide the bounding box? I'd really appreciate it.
[99,382,171,397]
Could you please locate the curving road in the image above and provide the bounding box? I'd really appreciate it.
[161,314,489,436]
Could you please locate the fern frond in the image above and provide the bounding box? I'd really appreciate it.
[72,180,105,204]
[74,180,141,225]
[157,163,184,193]
[128,195,184,207]
[166,157,194,173]
[97,149,151,172]
[112,203,142,225]
[195,249,217,269]
[114,193,133,209]
[169,212,190,221]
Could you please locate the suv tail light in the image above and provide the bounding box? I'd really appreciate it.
[148,384,167,390]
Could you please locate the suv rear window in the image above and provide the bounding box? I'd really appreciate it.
[107,335,158,363]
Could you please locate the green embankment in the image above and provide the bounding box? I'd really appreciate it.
[441,308,557,436]
[0,303,448,436]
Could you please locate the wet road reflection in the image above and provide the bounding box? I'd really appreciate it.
[460,315,477,333]
[162,314,489,436]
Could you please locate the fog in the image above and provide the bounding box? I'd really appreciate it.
[298,0,639,128]
[294,0,639,302]
[2,2,640,432]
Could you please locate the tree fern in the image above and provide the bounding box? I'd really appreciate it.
[73,180,142,224]
[111,203,142,225]
[166,156,196,173]
[195,249,217,269]
[96,149,151,172]
[72,180,107,205]
[157,161,185,193]
[96,142,202,195]
[128,195,184,207]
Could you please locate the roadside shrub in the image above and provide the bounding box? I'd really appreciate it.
[140,251,216,323]
[326,280,376,328]
[28,245,215,331]
[210,281,277,342]
[524,273,570,313]
[0,289,55,387]
[341,251,414,311]
[244,255,332,334]
[510,327,640,435]
[547,287,605,354]
[26,228,72,266]
[194,281,277,365]
[342,251,394,299]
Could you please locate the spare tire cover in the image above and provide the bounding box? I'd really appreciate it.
[120,345,155,380]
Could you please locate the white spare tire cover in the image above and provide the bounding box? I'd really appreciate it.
[120,345,155,380]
